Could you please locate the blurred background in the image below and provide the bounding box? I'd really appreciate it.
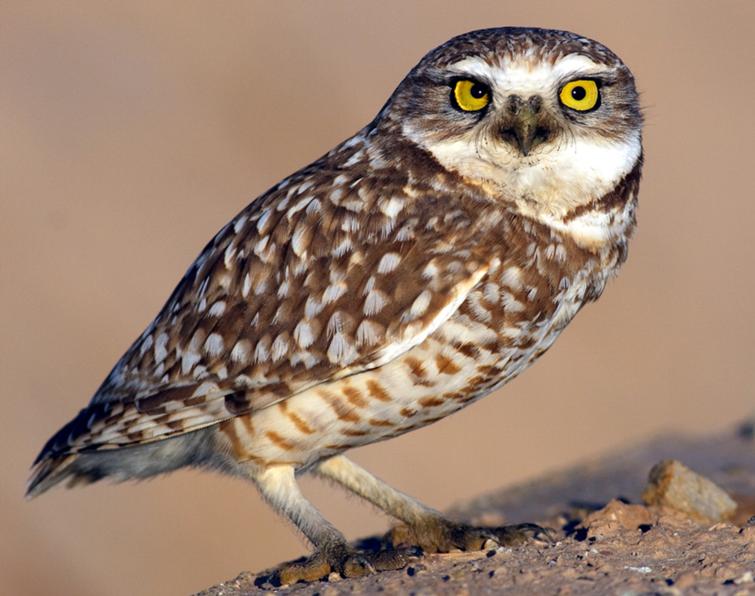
[2,1,754,594]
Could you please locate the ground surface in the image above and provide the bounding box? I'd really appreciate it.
[199,423,755,595]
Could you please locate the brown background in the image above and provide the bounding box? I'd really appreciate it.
[2,2,754,595]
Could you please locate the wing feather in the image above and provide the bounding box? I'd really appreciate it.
[39,140,506,457]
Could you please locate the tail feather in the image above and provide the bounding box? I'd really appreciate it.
[26,453,79,498]
[27,403,112,498]
[28,382,227,498]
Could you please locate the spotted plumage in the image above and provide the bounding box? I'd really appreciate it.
[29,27,643,582]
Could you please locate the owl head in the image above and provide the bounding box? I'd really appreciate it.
[375,28,643,232]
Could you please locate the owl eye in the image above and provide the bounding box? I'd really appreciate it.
[559,79,600,112]
[451,79,490,112]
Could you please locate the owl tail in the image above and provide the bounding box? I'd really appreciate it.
[27,402,113,498]
[26,451,109,498]
[26,453,80,498]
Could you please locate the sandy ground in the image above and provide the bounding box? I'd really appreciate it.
[200,422,755,595]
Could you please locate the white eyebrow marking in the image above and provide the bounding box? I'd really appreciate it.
[447,54,607,96]
[446,56,498,81]
[552,54,605,76]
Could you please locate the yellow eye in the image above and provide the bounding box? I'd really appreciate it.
[452,79,490,112]
[559,79,600,112]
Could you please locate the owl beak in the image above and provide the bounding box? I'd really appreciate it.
[500,96,551,156]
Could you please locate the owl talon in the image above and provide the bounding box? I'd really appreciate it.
[491,522,556,546]
[255,543,414,586]
[390,519,555,553]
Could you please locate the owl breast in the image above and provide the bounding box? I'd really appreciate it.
[218,204,629,471]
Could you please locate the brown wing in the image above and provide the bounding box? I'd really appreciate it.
[38,139,504,458]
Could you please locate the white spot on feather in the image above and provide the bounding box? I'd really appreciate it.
[326,311,345,337]
[555,244,567,262]
[323,283,346,304]
[422,261,439,280]
[343,150,365,167]
[233,215,247,234]
[363,276,376,294]
[501,267,523,290]
[204,333,224,358]
[230,339,251,364]
[328,332,358,365]
[270,334,290,362]
[379,196,405,218]
[403,290,431,321]
[364,290,388,316]
[294,320,316,349]
[291,225,310,257]
[224,245,236,268]
[140,334,154,357]
[287,195,315,218]
[502,292,525,313]
[305,296,324,319]
[378,252,401,274]
[254,236,270,258]
[333,237,353,257]
[256,209,272,233]
[154,332,169,364]
[341,216,359,233]
[181,351,202,374]
[484,283,499,304]
[254,337,270,363]
[208,300,226,317]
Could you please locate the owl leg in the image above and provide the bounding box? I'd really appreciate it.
[252,465,408,585]
[316,455,442,525]
[316,456,553,553]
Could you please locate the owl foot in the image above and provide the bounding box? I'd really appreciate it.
[254,542,417,587]
[390,519,555,553]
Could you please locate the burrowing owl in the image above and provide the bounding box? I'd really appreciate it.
[29,27,642,583]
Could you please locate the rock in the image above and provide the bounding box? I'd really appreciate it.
[581,499,654,540]
[642,459,737,522]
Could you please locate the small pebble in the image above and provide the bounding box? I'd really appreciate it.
[625,565,653,574]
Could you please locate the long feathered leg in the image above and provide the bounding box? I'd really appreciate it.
[251,465,386,584]
[316,456,553,553]
[252,464,412,585]
[316,455,442,526]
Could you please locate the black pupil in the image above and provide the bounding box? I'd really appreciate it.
[571,86,587,101]
[470,83,486,99]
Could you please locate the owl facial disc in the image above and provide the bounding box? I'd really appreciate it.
[384,28,643,237]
